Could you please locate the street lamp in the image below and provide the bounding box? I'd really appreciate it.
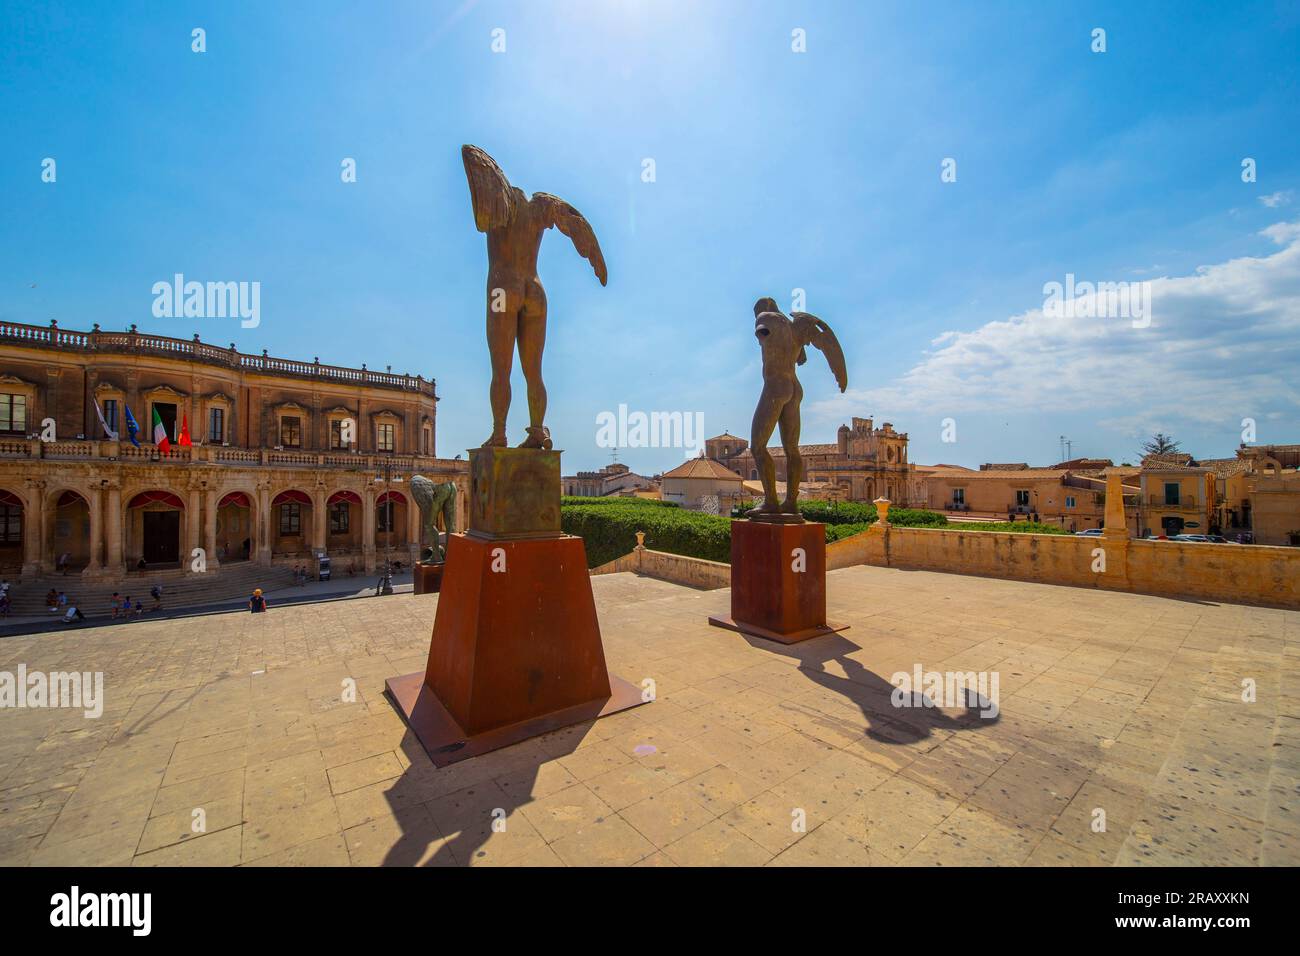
[374,456,403,596]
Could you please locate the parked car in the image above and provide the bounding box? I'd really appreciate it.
[1074,529,1104,537]
[1172,534,1211,543]
[1205,535,1228,543]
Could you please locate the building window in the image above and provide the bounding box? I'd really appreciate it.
[0,504,20,543]
[279,503,301,535]
[0,394,28,434]
[102,399,118,433]
[422,426,432,456]
[1065,496,1077,509]
[330,419,347,449]
[280,416,301,448]
[328,503,350,534]
[152,402,177,442]
[952,489,965,505]
[208,407,224,443]
[377,423,395,452]
[1163,482,1180,505]
[377,500,394,532]
[1016,490,1031,507]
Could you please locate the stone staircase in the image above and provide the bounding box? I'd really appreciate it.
[3,562,297,616]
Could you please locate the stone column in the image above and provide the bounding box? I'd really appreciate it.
[406,490,420,565]
[204,488,221,571]
[257,484,272,565]
[1103,472,1128,538]
[84,486,103,573]
[362,486,377,573]
[22,482,44,575]
[104,482,123,578]
[185,489,201,573]
[312,490,327,556]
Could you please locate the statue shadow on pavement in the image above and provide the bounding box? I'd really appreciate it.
[740,633,1000,746]
[378,718,593,867]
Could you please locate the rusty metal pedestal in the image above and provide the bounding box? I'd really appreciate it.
[708,519,849,644]
[386,447,647,766]
[412,562,443,595]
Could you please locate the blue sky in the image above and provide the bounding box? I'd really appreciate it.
[2,0,1298,473]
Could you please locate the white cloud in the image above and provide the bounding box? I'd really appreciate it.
[811,220,1300,430]
[1259,190,1293,208]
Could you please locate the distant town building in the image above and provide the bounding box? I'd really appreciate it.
[1236,444,1300,545]
[917,462,1140,532]
[704,416,921,505]
[0,319,467,579]
[561,462,659,498]
[659,457,746,513]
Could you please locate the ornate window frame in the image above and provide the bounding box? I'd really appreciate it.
[0,375,36,437]
[372,408,402,454]
[204,391,233,445]
[272,401,309,450]
[325,406,357,451]
[141,384,189,447]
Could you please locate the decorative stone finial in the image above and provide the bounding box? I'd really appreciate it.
[873,496,892,526]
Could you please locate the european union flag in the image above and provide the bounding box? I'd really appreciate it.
[123,404,141,447]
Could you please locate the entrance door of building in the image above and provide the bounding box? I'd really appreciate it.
[1160,515,1185,537]
[143,511,180,564]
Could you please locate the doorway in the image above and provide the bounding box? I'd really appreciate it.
[143,511,180,563]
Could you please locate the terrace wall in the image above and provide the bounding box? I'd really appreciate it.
[828,525,1300,610]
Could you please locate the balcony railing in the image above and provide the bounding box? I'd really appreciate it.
[1147,494,1198,508]
[0,319,435,396]
[0,437,462,472]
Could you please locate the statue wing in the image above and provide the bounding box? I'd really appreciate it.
[791,312,848,392]
[410,475,435,511]
[532,192,608,286]
[461,145,518,232]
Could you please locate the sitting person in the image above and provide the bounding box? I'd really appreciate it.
[61,603,85,624]
[45,588,59,613]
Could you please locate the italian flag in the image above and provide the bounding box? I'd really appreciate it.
[152,407,171,453]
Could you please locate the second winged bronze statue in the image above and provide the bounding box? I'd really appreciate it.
[461,144,608,451]
[748,297,848,521]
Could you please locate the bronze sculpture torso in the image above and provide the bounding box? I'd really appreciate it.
[747,296,848,521]
[462,145,607,450]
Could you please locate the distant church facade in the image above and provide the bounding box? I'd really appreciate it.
[705,416,922,506]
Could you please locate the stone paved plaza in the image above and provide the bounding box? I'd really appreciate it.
[1,566,1297,866]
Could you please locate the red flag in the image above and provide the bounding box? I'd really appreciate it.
[179,412,193,447]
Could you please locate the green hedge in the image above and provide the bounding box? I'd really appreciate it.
[945,521,1073,535]
[732,498,948,528]
[561,495,679,508]
[562,503,732,567]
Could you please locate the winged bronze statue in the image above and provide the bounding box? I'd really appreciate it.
[461,144,608,450]
[747,296,848,520]
[410,476,457,562]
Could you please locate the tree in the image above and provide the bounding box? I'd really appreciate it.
[1141,433,1181,456]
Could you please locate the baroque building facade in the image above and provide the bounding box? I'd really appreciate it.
[0,320,467,580]
[704,417,922,506]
